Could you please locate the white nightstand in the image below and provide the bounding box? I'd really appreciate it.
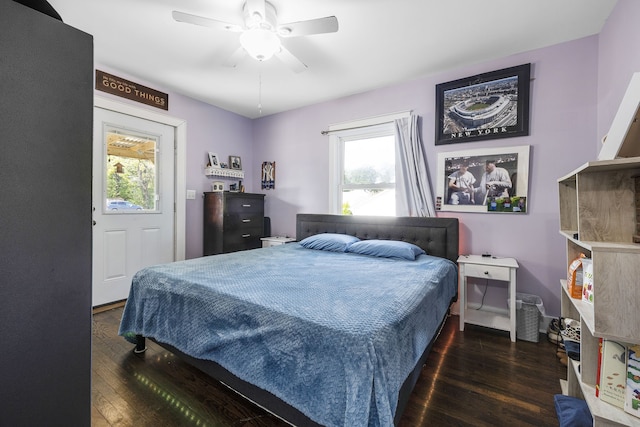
[260,236,296,248]
[457,255,519,342]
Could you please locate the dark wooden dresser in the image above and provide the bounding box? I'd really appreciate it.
[203,192,265,255]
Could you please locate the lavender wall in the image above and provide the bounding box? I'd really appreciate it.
[253,37,601,317]
[93,65,254,260]
[596,0,640,145]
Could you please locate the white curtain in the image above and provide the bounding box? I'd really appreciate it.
[395,115,436,217]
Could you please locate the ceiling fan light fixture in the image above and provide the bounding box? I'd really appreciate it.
[240,28,280,61]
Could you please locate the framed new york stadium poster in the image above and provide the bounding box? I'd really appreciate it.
[435,63,531,145]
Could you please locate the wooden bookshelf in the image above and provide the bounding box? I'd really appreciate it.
[558,158,640,426]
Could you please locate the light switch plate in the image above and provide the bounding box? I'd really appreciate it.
[186,190,196,200]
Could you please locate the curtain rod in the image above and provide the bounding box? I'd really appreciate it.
[321,110,412,135]
[320,122,391,135]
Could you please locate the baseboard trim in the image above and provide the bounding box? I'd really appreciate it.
[92,300,126,314]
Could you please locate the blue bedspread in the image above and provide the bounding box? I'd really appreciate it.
[119,243,457,427]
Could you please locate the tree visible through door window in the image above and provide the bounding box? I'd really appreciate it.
[104,127,158,212]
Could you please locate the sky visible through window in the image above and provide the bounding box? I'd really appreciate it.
[344,135,395,175]
[342,135,395,216]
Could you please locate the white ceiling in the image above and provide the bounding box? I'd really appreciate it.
[48,0,617,119]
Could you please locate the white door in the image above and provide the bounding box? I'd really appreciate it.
[92,107,175,306]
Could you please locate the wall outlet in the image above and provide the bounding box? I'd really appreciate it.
[186,190,196,200]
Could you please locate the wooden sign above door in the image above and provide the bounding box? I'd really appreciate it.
[96,70,168,110]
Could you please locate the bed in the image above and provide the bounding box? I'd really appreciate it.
[119,214,459,426]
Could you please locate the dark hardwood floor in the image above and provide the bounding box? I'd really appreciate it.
[92,307,565,426]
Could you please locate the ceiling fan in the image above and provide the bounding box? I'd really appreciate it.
[172,0,339,73]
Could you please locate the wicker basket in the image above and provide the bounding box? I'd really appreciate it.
[514,293,543,342]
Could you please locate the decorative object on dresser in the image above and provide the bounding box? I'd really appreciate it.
[211,181,224,192]
[203,192,265,255]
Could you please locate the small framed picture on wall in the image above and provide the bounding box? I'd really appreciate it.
[229,155,242,170]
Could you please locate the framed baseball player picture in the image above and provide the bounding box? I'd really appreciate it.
[436,145,530,213]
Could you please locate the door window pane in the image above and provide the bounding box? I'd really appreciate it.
[104,127,158,213]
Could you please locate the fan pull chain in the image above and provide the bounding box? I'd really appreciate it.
[258,71,263,115]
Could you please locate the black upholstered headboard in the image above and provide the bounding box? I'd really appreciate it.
[296,214,459,263]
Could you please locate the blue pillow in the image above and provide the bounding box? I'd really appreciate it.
[553,394,592,427]
[347,239,426,260]
[298,233,360,252]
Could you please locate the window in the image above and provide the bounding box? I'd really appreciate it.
[103,126,159,213]
[329,112,434,218]
[329,120,401,216]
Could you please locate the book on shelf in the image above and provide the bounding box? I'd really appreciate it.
[596,338,603,397]
[626,344,640,418]
[599,340,627,409]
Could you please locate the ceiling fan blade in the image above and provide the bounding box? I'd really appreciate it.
[277,16,338,37]
[275,46,307,73]
[243,0,267,27]
[172,10,243,32]
[221,47,248,68]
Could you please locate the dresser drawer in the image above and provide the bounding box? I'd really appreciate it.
[223,231,262,252]
[224,212,264,230]
[463,263,511,281]
[225,196,264,214]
